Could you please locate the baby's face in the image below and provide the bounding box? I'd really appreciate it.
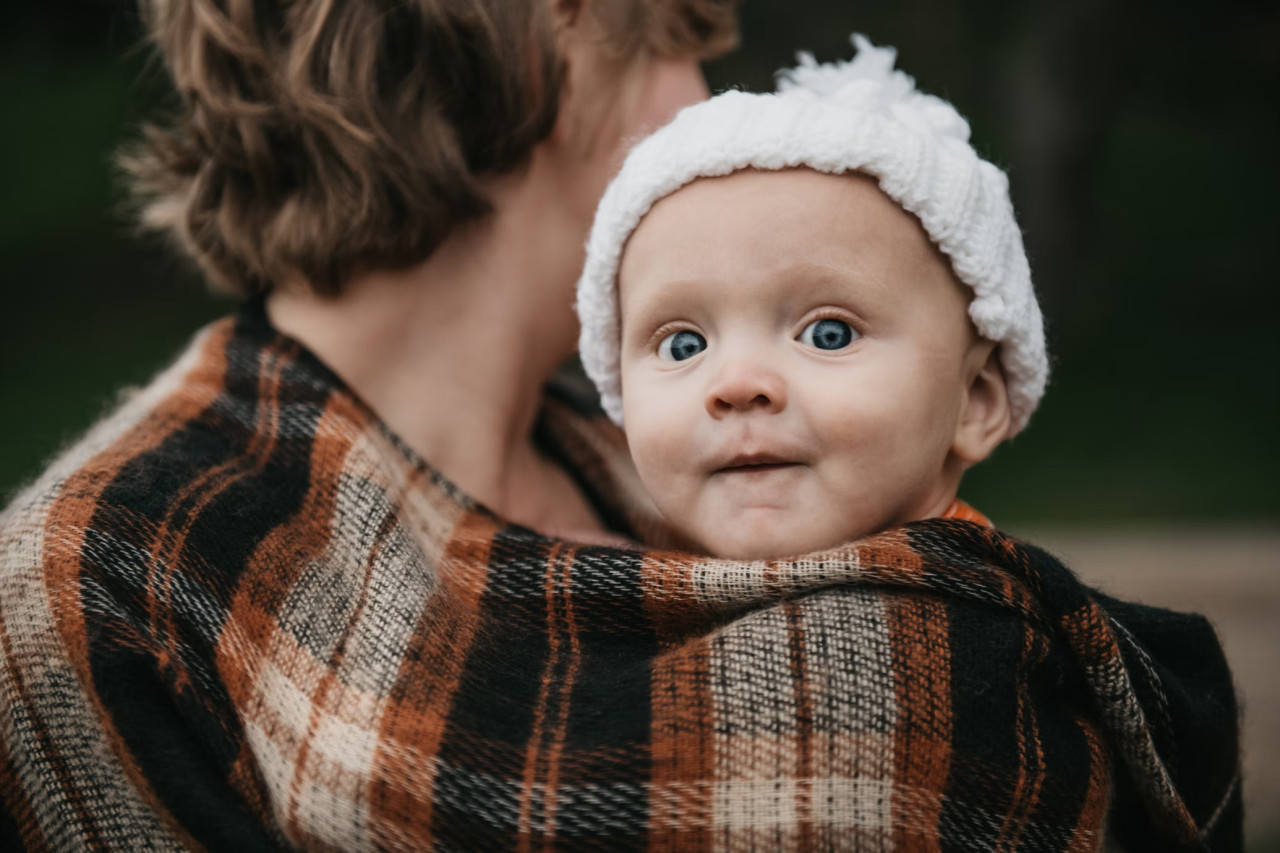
[617,168,987,559]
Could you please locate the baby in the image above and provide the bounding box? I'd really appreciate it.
[576,36,1046,559]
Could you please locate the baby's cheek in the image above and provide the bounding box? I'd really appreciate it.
[626,414,697,512]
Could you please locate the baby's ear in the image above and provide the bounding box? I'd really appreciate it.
[952,342,1012,466]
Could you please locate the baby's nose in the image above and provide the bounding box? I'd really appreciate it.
[706,359,788,417]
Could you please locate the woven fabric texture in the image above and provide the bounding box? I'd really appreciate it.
[0,302,1240,851]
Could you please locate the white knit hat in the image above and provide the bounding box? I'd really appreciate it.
[576,34,1047,435]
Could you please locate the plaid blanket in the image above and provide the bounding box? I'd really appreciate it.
[1,302,1241,851]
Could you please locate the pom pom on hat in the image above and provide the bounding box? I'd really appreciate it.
[576,34,1048,435]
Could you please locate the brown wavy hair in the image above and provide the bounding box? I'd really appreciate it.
[124,0,739,297]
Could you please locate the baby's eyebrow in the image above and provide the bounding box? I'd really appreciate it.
[617,291,684,335]
[776,258,890,293]
[619,276,710,316]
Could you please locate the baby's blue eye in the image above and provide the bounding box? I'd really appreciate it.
[799,318,858,351]
[658,330,707,361]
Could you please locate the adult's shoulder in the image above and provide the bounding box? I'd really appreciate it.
[0,312,310,600]
[0,313,307,853]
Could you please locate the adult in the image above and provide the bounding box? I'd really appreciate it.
[0,0,1240,850]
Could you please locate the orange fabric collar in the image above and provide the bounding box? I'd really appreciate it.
[942,499,992,527]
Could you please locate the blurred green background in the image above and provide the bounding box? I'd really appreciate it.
[3,0,1278,526]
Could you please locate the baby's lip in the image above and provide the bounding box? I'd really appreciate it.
[710,451,805,474]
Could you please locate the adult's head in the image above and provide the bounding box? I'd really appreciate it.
[125,0,739,297]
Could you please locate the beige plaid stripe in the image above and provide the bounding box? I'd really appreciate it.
[702,588,901,850]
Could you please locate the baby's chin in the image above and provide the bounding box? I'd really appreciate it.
[697,537,849,562]
[658,494,940,561]
[680,515,866,561]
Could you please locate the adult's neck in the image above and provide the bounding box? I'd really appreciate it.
[266,153,590,525]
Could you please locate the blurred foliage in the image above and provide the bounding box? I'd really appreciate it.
[2,0,1278,524]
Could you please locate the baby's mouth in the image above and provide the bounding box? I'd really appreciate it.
[712,452,803,475]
